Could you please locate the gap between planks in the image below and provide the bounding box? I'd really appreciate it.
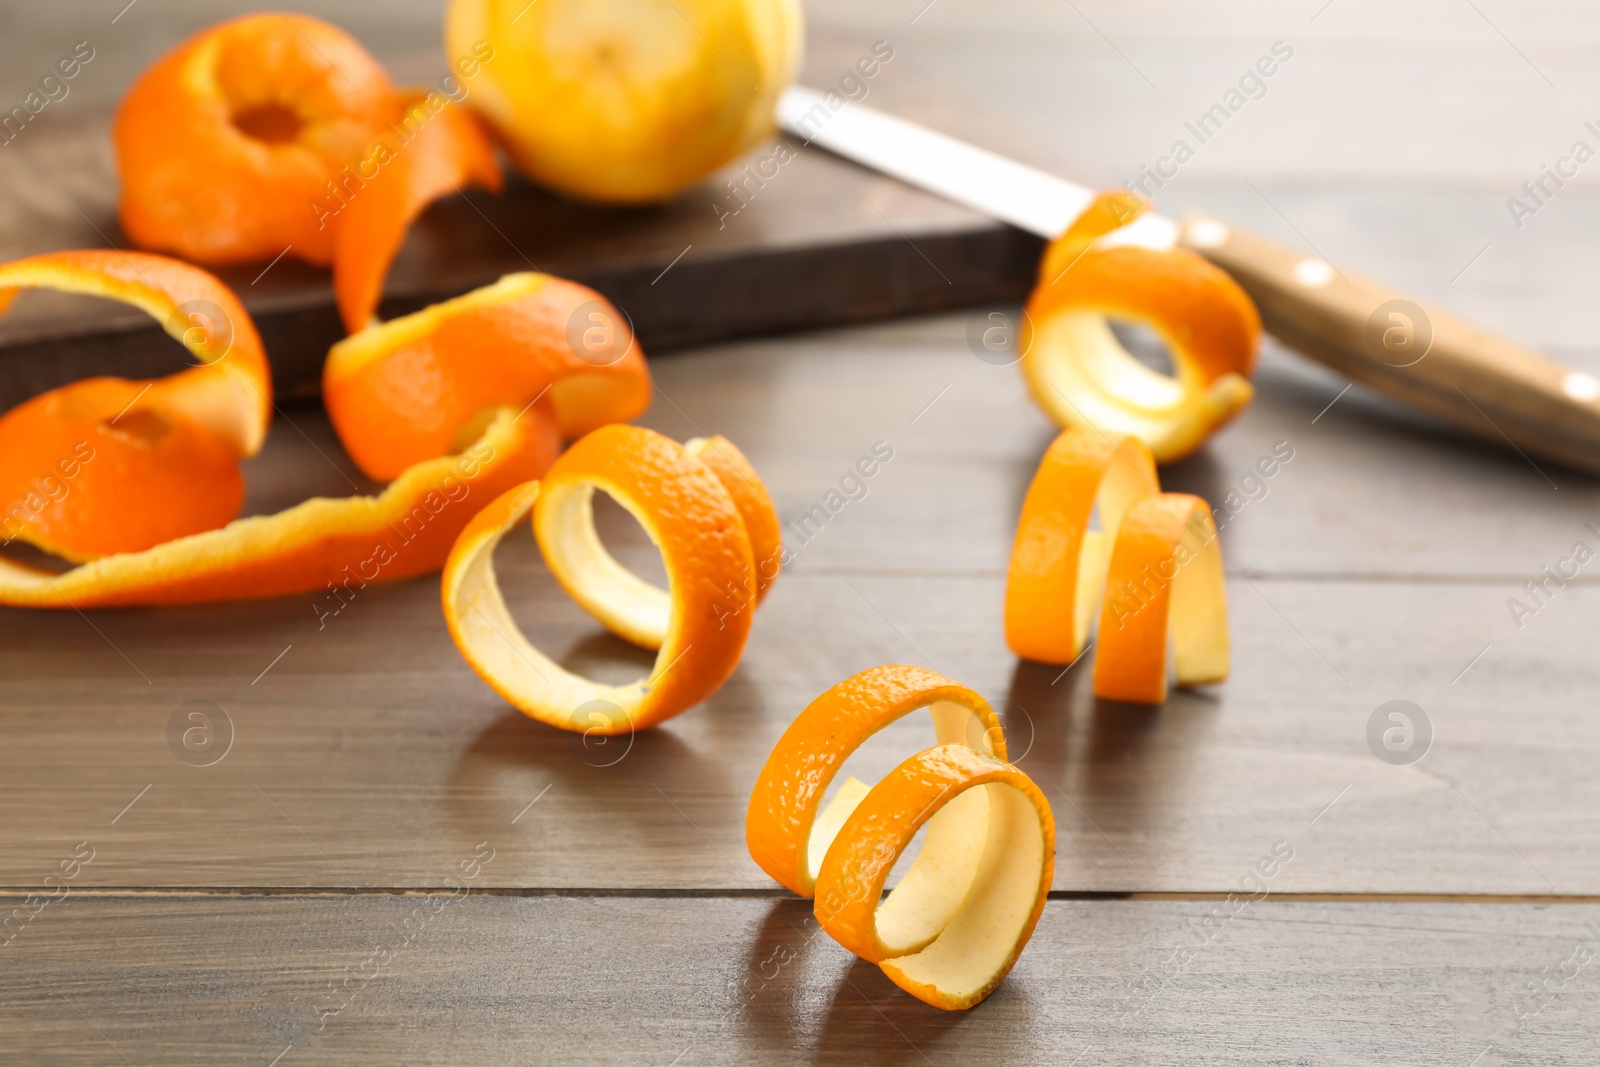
[2,887,1599,904]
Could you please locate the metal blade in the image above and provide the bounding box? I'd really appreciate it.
[776,86,1178,250]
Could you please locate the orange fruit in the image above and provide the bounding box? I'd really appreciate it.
[1093,492,1229,704]
[442,424,778,734]
[446,0,802,203]
[1004,426,1157,665]
[1022,190,1261,463]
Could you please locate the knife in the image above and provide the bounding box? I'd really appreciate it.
[777,85,1600,476]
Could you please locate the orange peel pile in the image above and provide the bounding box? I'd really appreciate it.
[1021,190,1261,464]
[114,12,502,330]
[442,425,777,735]
[746,665,1054,1010]
[1005,425,1229,704]
[0,249,660,608]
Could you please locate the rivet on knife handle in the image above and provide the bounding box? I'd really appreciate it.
[1178,215,1600,476]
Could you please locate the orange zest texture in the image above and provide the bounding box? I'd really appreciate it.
[746,665,1054,1010]
[442,425,777,735]
[1021,190,1261,464]
[1004,426,1230,704]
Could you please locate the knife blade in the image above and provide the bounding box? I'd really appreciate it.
[777,85,1600,476]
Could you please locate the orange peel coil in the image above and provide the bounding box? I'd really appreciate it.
[1003,425,1230,705]
[1021,190,1261,464]
[746,665,1054,1010]
[1092,493,1229,705]
[1004,426,1158,665]
[442,425,778,735]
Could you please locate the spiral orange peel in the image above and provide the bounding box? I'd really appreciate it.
[1021,190,1261,464]
[441,424,777,735]
[1005,426,1230,704]
[746,665,1054,1010]
[1004,426,1158,665]
[1093,492,1229,705]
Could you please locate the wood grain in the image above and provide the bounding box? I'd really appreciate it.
[3,893,1596,1065]
[3,3,1600,1058]
[0,323,1596,894]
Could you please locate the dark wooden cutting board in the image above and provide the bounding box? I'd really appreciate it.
[0,93,1042,410]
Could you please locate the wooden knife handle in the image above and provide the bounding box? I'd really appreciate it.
[1176,215,1600,476]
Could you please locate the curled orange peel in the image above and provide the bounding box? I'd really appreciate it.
[442,424,778,735]
[114,13,397,266]
[0,405,558,609]
[746,665,1053,1010]
[324,273,651,483]
[332,89,505,334]
[115,12,504,337]
[1093,492,1229,705]
[0,250,661,607]
[1005,427,1230,704]
[0,250,271,561]
[1021,190,1261,464]
[1004,426,1157,665]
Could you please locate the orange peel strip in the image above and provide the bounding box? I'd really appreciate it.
[325,273,651,482]
[1093,492,1229,705]
[442,424,777,735]
[0,250,271,560]
[814,743,1054,1011]
[1004,425,1157,665]
[746,665,1005,898]
[332,90,503,334]
[0,405,558,608]
[114,13,396,266]
[745,665,1052,1010]
[1022,190,1262,464]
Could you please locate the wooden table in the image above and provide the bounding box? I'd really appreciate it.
[4,3,1600,1063]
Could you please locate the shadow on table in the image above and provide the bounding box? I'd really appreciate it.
[1004,656,1218,890]
[734,899,1005,1066]
[442,628,741,859]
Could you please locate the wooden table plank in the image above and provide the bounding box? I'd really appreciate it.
[1,321,1596,894]
[4,893,1596,1065]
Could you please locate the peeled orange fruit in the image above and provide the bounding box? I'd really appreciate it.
[445,0,801,202]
